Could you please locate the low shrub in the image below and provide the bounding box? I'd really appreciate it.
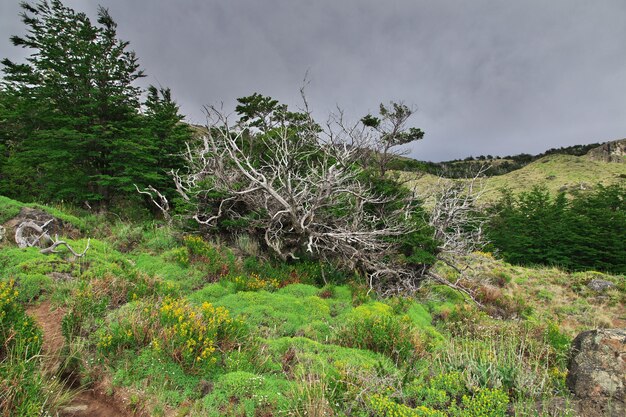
[182,235,237,280]
[369,394,446,417]
[111,349,202,408]
[62,271,179,339]
[210,290,331,339]
[98,297,245,374]
[436,320,566,400]
[198,371,293,417]
[335,303,423,364]
[405,372,467,409]
[0,280,41,354]
[230,273,279,292]
[455,388,509,417]
[11,274,53,303]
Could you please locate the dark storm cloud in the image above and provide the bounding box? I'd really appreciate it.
[1,0,625,161]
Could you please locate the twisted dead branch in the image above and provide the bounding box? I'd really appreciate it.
[15,220,90,257]
[134,184,172,223]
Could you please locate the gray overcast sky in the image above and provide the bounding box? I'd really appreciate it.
[1,0,625,161]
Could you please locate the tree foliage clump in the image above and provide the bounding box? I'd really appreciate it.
[0,0,190,206]
[172,93,437,292]
[360,102,424,177]
[486,184,626,273]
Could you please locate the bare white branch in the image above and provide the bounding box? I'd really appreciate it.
[428,167,489,261]
[134,184,171,223]
[14,220,90,257]
[175,97,421,289]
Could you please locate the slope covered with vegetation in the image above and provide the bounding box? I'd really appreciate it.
[390,142,606,178]
[1,195,623,416]
[404,153,626,205]
[403,155,626,274]
[1,2,624,416]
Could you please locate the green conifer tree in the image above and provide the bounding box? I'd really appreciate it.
[0,0,179,206]
[142,85,191,195]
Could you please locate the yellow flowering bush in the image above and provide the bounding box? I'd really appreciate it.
[472,251,495,260]
[0,280,48,417]
[169,246,190,266]
[0,279,20,321]
[458,388,509,417]
[63,271,179,339]
[231,273,280,292]
[369,395,447,417]
[0,280,42,355]
[336,307,422,363]
[98,297,244,373]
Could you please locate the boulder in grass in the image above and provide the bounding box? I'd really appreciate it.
[587,279,616,293]
[567,328,626,417]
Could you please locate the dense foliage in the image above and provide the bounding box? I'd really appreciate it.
[0,0,190,206]
[486,184,626,273]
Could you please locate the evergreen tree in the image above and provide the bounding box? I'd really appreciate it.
[143,85,191,194]
[567,184,626,273]
[486,184,625,273]
[0,0,189,205]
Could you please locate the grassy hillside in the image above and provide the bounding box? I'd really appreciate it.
[402,153,626,205]
[0,195,88,228]
[1,195,624,416]
[483,154,626,199]
[392,141,608,178]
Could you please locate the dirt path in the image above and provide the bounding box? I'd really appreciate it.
[58,390,131,417]
[27,301,133,417]
[27,301,65,373]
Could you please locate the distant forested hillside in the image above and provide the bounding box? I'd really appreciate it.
[391,142,603,178]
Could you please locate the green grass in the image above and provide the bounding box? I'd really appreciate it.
[0,195,22,223]
[198,371,293,416]
[0,195,92,231]
[403,153,626,205]
[483,154,626,201]
[205,289,334,340]
[2,197,617,417]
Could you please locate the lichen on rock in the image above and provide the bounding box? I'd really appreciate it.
[567,328,625,417]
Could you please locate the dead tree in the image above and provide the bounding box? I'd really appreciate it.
[15,220,90,257]
[171,97,423,290]
[161,93,492,296]
[425,168,490,306]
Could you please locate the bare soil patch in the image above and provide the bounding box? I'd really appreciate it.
[59,390,132,417]
[27,301,65,373]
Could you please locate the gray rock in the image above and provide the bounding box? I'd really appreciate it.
[567,328,626,417]
[2,206,80,242]
[587,279,616,292]
[586,138,626,163]
[48,272,74,281]
[60,404,88,412]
